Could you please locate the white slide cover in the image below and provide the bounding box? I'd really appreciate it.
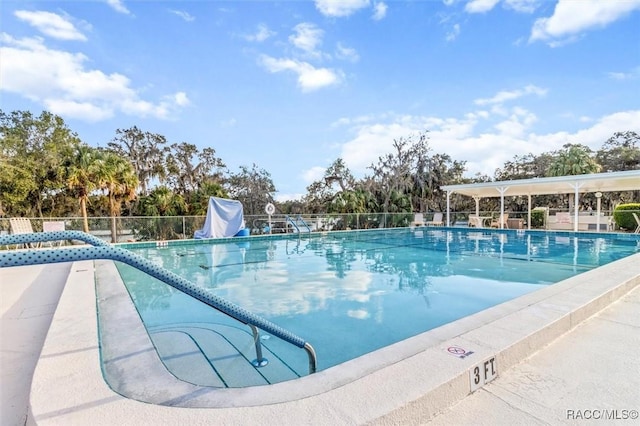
[194,197,246,239]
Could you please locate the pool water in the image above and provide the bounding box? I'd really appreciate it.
[115,228,639,385]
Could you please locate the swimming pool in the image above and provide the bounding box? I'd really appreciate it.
[114,228,640,388]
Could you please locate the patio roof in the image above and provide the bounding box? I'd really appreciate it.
[441,170,640,199]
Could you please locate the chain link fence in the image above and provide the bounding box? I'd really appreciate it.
[0,212,458,243]
[1,208,627,244]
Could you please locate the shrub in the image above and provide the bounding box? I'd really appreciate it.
[612,203,640,231]
[530,209,546,228]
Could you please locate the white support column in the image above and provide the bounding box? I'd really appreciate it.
[496,187,508,229]
[527,194,532,230]
[595,192,603,232]
[473,196,480,217]
[569,182,584,232]
[446,191,451,226]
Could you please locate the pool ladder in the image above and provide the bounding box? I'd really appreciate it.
[286,215,311,233]
[0,231,317,375]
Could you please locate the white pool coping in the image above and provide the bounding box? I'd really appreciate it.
[28,252,640,425]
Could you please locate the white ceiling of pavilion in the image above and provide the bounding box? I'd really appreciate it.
[441,170,640,199]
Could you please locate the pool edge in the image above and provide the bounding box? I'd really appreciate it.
[28,253,640,425]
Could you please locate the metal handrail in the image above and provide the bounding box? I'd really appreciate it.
[0,231,317,374]
[285,215,300,233]
[285,215,311,233]
[296,215,311,233]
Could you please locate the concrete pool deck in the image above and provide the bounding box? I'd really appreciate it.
[1,253,639,425]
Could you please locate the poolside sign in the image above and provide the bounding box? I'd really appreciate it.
[469,356,498,392]
[447,346,474,359]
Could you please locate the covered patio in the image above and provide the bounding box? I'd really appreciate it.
[441,170,640,232]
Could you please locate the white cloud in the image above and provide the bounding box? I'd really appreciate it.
[245,24,276,42]
[464,0,538,14]
[493,106,537,138]
[302,166,327,183]
[259,55,343,92]
[0,34,188,121]
[170,10,195,22]
[474,84,547,106]
[465,0,501,14]
[275,193,305,202]
[315,0,371,17]
[607,66,640,81]
[561,110,640,150]
[336,42,360,62]
[172,91,190,107]
[257,23,349,91]
[44,99,113,122]
[289,23,324,56]
[220,118,237,128]
[504,0,539,13]
[106,0,131,15]
[446,23,461,41]
[334,107,640,180]
[530,0,640,46]
[372,2,388,20]
[14,10,88,41]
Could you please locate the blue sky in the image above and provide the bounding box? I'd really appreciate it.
[1,0,639,201]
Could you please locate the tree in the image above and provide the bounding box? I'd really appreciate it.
[0,110,82,217]
[420,153,466,212]
[494,152,555,181]
[108,126,169,195]
[66,145,102,232]
[165,142,226,198]
[228,163,276,215]
[547,143,601,177]
[368,135,421,212]
[547,143,602,214]
[0,159,35,217]
[596,131,640,172]
[305,158,357,213]
[138,186,186,216]
[323,158,356,192]
[190,181,228,215]
[94,151,139,242]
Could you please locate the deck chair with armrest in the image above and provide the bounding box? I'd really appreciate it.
[426,212,444,226]
[410,213,425,227]
[9,218,40,249]
[490,213,509,229]
[43,221,66,247]
[468,215,482,228]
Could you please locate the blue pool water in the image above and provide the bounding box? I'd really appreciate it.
[115,228,639,384]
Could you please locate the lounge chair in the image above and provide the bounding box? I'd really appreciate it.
[633,213,640,234]
[9,218,40,248]
[490,213,509,229]
[468,215,482,228]
[410,213,425,227]
[43,221,66,247]
[426,212,444,226]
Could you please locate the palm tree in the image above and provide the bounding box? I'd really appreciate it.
[95,151,139,243]
[547,144,601,177]
[67,145,101,233]
[139,186,186,216]
[547,144,602,214]
[190,181,228,215]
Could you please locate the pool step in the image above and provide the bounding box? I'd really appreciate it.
[148,323,301,388]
